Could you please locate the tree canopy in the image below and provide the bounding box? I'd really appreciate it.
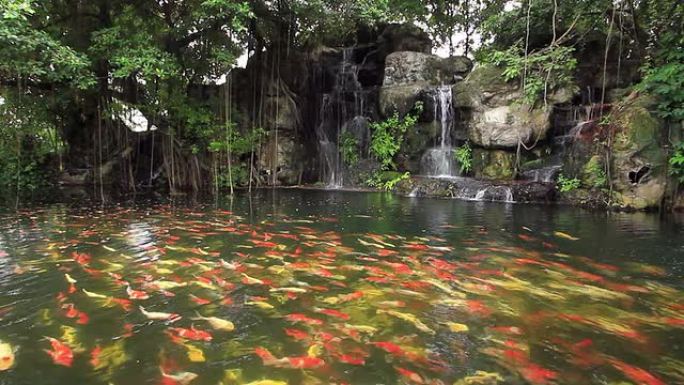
[0,0,681,192]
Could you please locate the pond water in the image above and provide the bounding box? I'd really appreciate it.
[0,189,683,385]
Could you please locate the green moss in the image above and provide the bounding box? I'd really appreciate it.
[581,155,606,189]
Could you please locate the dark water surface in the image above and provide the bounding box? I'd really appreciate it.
[0,189,682,385]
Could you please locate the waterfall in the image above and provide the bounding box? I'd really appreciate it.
[420,85,458,177]
[315,48,366,188]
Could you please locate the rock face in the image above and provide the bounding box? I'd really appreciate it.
[259,131,303,186]
[379,52,472,118]
[453,65,556,149]
[382,52,472,87]
[610,97,667,209]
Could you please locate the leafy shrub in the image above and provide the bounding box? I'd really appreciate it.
[454,142,473,174]
[340,132,359,166]
[370,103,422,170]
[366,171,410,191]
[557,173,581,193]
[669,141,684,184]
[636,34,684,121]
[583,157,607,189]
[484,45,578,105]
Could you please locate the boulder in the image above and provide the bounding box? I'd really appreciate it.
[382,51,472,87]
[453,65,555,149]
[377,24,432,57]
[378,82,426,118]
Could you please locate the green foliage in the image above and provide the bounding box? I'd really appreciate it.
[636,34,684,121]
[217,163,250,188]
[366,171,410,191]
[583,157,607,188]
[557,173,581,193]
[0,0,94,88]
[484,45,577,105]
[668,142,684,185]
[454,142,473,174]
[0,90,65,190]
[340,132,359,166]
[209,126,266,157]
[370,103,421,170]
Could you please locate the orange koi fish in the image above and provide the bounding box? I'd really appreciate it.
[168,326,212,342]
[396,367,424,384]
[285,313,324,326]
[609,358,666,385]
[254,347,324,369]
[44,337,73,367]
[314,308,350,321]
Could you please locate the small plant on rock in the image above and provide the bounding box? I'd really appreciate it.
[669,141,684,185]
[557,173,581,193]
[454,142,473,174]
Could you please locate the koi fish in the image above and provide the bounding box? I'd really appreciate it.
[609,358,666,385]
[284,328,309,340]
[313,307,350,320]
[519,364,557,385]
[322,291,364,304]
[161,369,198,385]
[0,341,15,371]
[89,345,102,367]
[254,347,324,369]
[169,326,212,342]
[189,295,211,306]
[396,367,424,384]
[554,231,579,241]
[343,324,377,335]
[377,309,435,334]
[82,289,108,299]
[126,284,149,300]
[243,381,287,385]
[139,306,181,322]
[373,341,405,356]
[44,337,73,367]
[191,312,234,332]
[442,322,469,332]
[151,280,187,290]
[337,353,365,365]
[270,287,307,293]
[64,273,77,284]
[285,313,323,326]
[241,273,265,285]
[245,300,275,310]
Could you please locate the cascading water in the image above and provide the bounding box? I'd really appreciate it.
[315,48,367,187]
[420,85,458,177]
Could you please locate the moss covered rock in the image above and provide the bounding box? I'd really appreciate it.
[473,149,515,180]
[454,65,553,149]
[581,155,607,189]
[610,95,667,209]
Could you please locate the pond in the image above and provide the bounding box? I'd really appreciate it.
[0,189,682,385]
